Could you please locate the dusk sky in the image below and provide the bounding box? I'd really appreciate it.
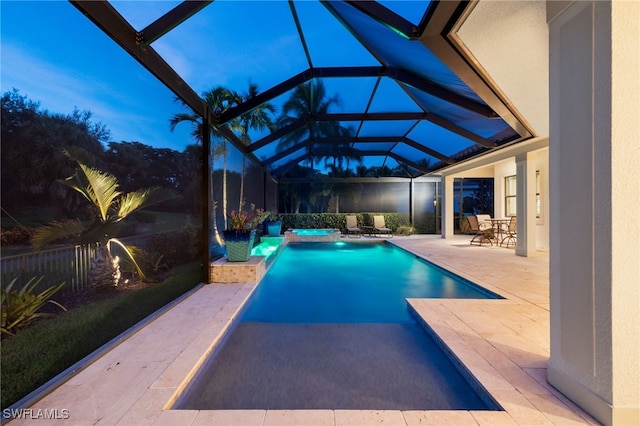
[1,1,429,149]
[1,1,205,152]
[2,1,486,174]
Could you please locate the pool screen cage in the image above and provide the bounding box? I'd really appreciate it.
[70,0,533,270]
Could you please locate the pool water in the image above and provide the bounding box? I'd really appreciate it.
[175,241,502,411]
[250,236,283,265]
[290,228,337,236]
[242,241,500,323]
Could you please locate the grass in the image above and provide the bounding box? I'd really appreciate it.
[146,211,198,233]
[2,210,197,256]
[0,262,202,409]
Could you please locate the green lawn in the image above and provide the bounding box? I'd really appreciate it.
[142,211,199,233]
[1,210,198,256]
[0,262,202,409]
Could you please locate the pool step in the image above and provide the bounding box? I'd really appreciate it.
[285,228,342,242]
[209,256,266,284]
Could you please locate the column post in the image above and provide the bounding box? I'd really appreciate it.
[441,175,454,238]
[515,151,537,256]
[547,2,640,424]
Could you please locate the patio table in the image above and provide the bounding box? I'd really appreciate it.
[490,218,511,245]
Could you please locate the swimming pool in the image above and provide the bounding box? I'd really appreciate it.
[243,241,501,323]
[176,241,502,411]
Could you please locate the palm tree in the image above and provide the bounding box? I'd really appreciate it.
[31,156,178,288]
[275,80,341,157]
[170,87,239,230]
[231,83,276,211]
[275,80,362,175]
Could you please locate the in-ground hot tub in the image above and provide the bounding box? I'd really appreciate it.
[284,228,341,242]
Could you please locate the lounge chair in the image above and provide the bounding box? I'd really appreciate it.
[467,215,493,246]
[500,216,517,248]
[373,215,393,237]
[345,215,361,238]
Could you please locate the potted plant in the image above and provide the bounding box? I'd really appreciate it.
[263,212,282,236]
[223,203,268,262]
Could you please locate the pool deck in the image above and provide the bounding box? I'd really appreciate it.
[7,235,600,425]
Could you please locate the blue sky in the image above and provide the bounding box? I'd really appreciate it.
[1,1,366,152]
[1,1,195,151]
[1,1,488,173]
[1,1,429,152]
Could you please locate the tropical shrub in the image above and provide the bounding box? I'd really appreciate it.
[280,213,347,230]
[396,226,416,236]
[31,155,179,289]
[360,213,410,230]
[1,277,66,337]
[280,213,411,232]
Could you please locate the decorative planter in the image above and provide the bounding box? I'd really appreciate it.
[223,229,257,262]
[264,220,282,236]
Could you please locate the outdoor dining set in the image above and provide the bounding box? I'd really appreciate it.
[468,215,517,247]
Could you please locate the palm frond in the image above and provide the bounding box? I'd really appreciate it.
[116,187,179,219]
[109,239,148,281]
[78,220,121,246]
[31,220,85,250]
[60,163,121,221]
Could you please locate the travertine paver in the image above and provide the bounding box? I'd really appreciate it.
[8,236,601,425]
[402,410,478,425]
[263,410,334,426]
[191,410,266,426]
[335,410,405,425]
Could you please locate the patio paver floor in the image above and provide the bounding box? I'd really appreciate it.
[8,236,600,425]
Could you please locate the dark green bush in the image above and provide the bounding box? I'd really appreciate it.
[414,213,437,234]
[0,226,35,245]
[280,213,411,232]
[144,228,199,268]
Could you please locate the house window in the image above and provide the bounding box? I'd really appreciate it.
[505,175,517,217]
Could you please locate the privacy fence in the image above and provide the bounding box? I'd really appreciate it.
[1,229,197,295]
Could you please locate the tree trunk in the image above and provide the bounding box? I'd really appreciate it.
[238,154,245,212]
[88,244,121,289]
[222,141,228,230]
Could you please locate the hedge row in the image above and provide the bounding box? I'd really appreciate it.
[279,213,412,233]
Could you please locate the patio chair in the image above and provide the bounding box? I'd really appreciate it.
[373,215,393,237]
[345,215,361,238]
[500,216,517,248]
[467,215,493,246]
[476,214,492,228]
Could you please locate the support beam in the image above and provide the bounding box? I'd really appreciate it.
[201,112,211,283]
[70,1,207,118]
[441,175,454,238]
[248,112,492,158]
[138,1,212,47]
[515,152,537,257]
[346,1,419,39]
[219,65,497,124]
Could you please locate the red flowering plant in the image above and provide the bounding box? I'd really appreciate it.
[227,203,269,231]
